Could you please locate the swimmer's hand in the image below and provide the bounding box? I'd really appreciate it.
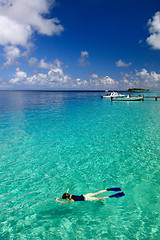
[55,197,63,203]
[55,197,61,201]
[55,197,71,204]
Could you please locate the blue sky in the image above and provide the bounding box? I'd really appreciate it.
[0,0,160,90]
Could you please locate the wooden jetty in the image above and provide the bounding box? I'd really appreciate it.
[142,95,160,101]
[127,94,160,101]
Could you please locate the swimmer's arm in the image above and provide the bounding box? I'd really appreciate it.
[55,197,74,204]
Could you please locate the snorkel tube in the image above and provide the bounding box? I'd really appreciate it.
[66,188,69,193]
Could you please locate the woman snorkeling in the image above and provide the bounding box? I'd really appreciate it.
[55,188,125,204]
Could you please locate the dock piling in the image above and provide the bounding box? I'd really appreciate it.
[142,96,160,101]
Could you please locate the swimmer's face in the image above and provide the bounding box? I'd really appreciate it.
[62,193,70,199]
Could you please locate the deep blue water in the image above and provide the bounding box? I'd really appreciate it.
[0,91,160,239]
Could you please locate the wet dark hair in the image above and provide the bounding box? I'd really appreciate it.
[62,193,70,199]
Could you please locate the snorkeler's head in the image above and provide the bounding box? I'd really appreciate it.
[62,193,70,199]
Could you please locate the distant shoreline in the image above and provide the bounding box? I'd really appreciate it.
[127,88,150,92]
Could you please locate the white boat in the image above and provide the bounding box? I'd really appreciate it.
[101,91,125,98]
[111,95,144,101]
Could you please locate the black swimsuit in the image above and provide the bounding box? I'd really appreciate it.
[71,195,85,201]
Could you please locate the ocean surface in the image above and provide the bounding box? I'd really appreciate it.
[0,90,160,240]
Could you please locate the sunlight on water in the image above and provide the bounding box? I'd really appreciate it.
[0,91,160,239]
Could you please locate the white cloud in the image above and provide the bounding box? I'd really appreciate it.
[7,65,160,90]
[10,68,27,83]
[39,59,53,69]
[81,51,89,57]
[89,73,118,89]
[25,68,71,87]
[39,59,60,70]
[0,16,32,46]
[48,68,67,83]
[72,78,88,87]
[27,73,48,85]
[78,50,90,67]
[91,73,98,79]
[120,68,160,89]
[102,76,115,85]
[29,57,63,70]
[4,45,21,67]
[135,68,149,78]
[8,60,119,89]
[10,59,71,87]
[116,59,132,67]
[146,11,160,49]
[0,0,64,47]
[147,33,160,50]
[28,57,38,67]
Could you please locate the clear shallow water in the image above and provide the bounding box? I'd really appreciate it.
[0,91,160,240]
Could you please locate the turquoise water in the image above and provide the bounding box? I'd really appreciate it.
[0,91,160,240]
